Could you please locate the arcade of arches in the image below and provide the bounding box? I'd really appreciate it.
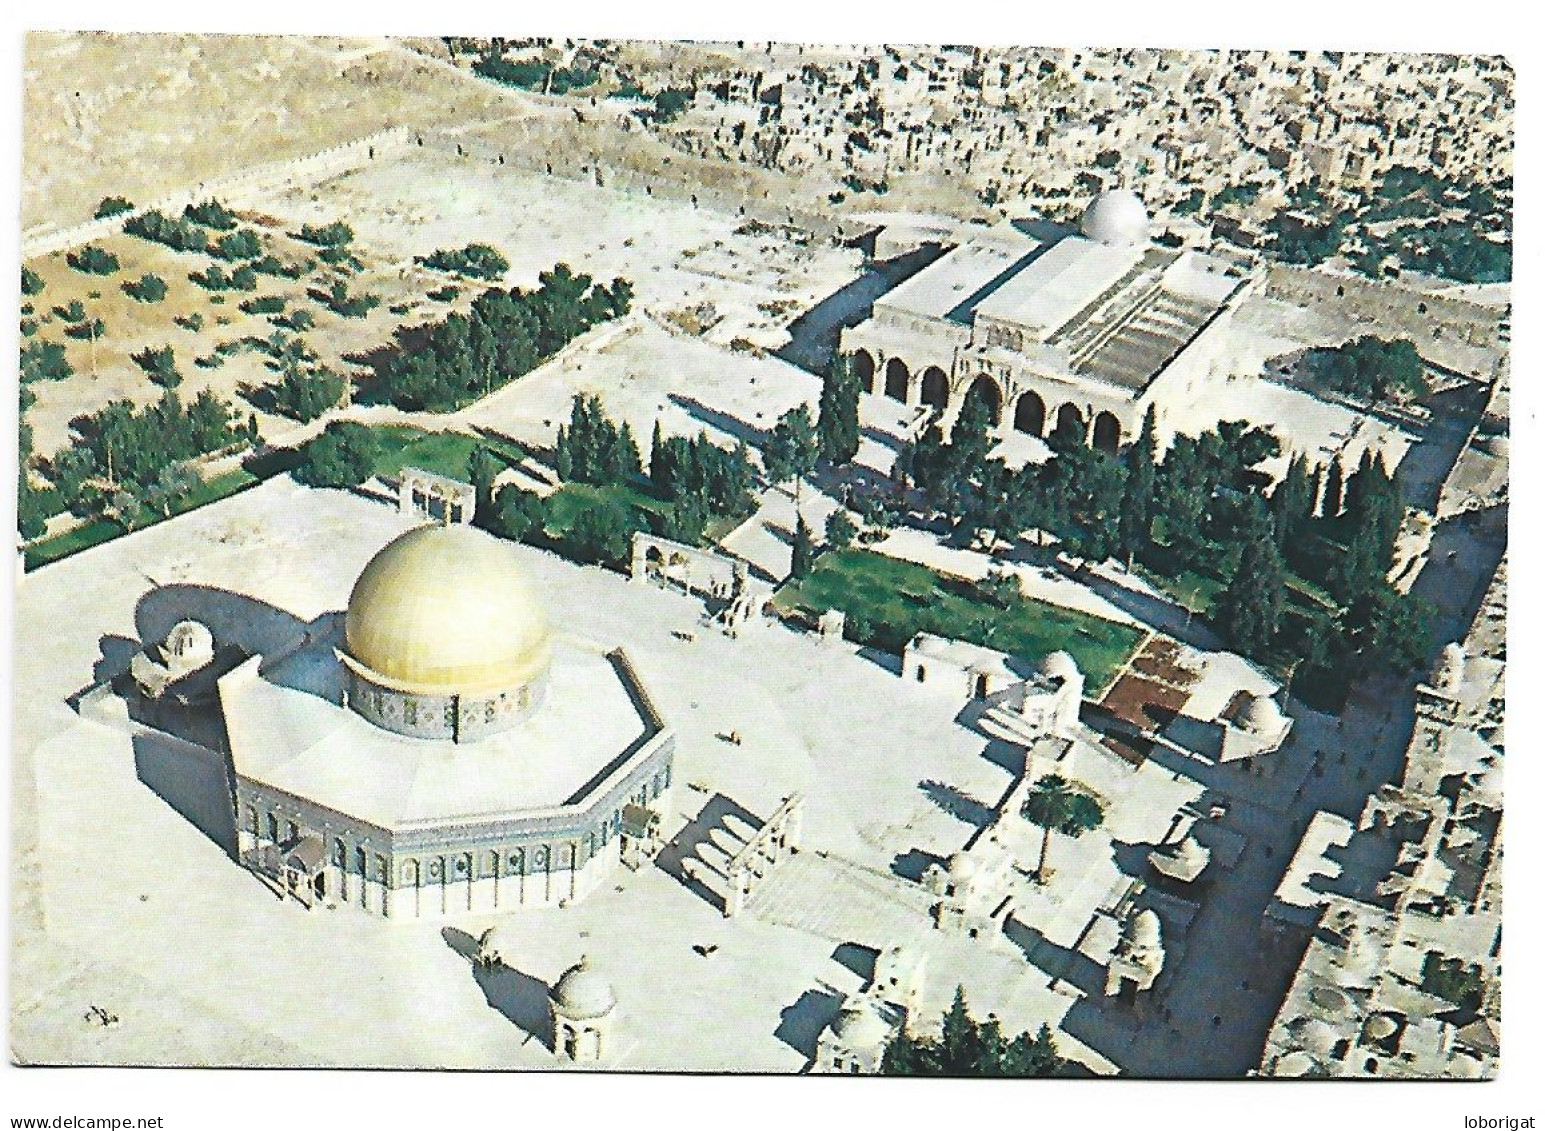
[845,348,1127,453]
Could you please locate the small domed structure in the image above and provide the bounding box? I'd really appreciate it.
[1107,907,1166,996]
[1081,189,1150,247]
[1293,1016,1342,1056]
[1431,642,1466,695]
[947,851,978,883]
[552,956,616,1021]
[161,620,214,672]
[1273,1051,1319,1078]
[831,998,893,1050]
[1038,650,1080,683]
[1309,984,1353,1017]
[1128,908,1162,948]
[550,955,617,1063]
[1364,1013,1399,1042]
[1242,693,1285,734]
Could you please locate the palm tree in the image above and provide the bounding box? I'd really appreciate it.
[1019,774,1106,882]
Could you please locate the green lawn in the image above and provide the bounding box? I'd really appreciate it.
[363,424,533,485]
[367,427,483,481]
[1137,563,1224,616]
[778,549,1143,693]
[541,481,667,538]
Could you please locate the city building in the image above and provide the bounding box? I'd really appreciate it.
[840,189,1256,452]
[110,522,677,920]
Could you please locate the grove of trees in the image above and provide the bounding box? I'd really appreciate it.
[94,196,134,218]
[479,396,756,566]
[125,209,213,253]
[889,390,1428,705]
[67,245,120,275]
[1313,336,1427,402]
[270,360,346,423]
[881,986,1067,1077]
[417,244,510,281]
[368,263,633,411]
[132,345,182,389]
[42,390,252,529]
[123,273,169,303]
[295,421,381,489]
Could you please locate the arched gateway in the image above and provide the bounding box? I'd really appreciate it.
[852,350,875,395]
[920,366,949,410]
[1014,391,1046,436]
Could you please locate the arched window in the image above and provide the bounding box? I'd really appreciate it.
[1052,403,1086,449]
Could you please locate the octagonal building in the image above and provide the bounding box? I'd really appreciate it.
[212,523,675,919]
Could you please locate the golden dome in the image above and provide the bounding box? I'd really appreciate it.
[344,524,552,696]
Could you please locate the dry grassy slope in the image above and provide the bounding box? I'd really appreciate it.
[22,32,520,231]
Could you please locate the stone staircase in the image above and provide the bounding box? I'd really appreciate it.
[745,851,936,944]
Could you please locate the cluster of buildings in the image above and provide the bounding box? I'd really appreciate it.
[1260,558,1505,1079]
[586,43,1510,229]
[24,39,1508,1082]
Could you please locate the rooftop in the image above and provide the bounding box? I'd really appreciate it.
[973,235,1147,340]
[222,631,654,830]
[874,227,1041,324]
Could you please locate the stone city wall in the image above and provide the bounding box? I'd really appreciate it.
[1263,264,1504,375]
[414,127,871,245]
[22,126,414,261]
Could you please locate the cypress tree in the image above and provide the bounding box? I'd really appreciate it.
[790,514,814,579]
[1118,406,1158,563]
[649,420,665,480]
[1322,459,1344,518]
[1271,453,1313,550]
[817,353,861,465]
[1218,533,1285,656]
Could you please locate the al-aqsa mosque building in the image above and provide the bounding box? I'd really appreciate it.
[840,188,1257,453]
[115,522,676,921]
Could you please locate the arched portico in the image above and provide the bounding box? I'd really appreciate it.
[1093,411,1122,454]
[1014,391,1046,436]
[884,358,910,402]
